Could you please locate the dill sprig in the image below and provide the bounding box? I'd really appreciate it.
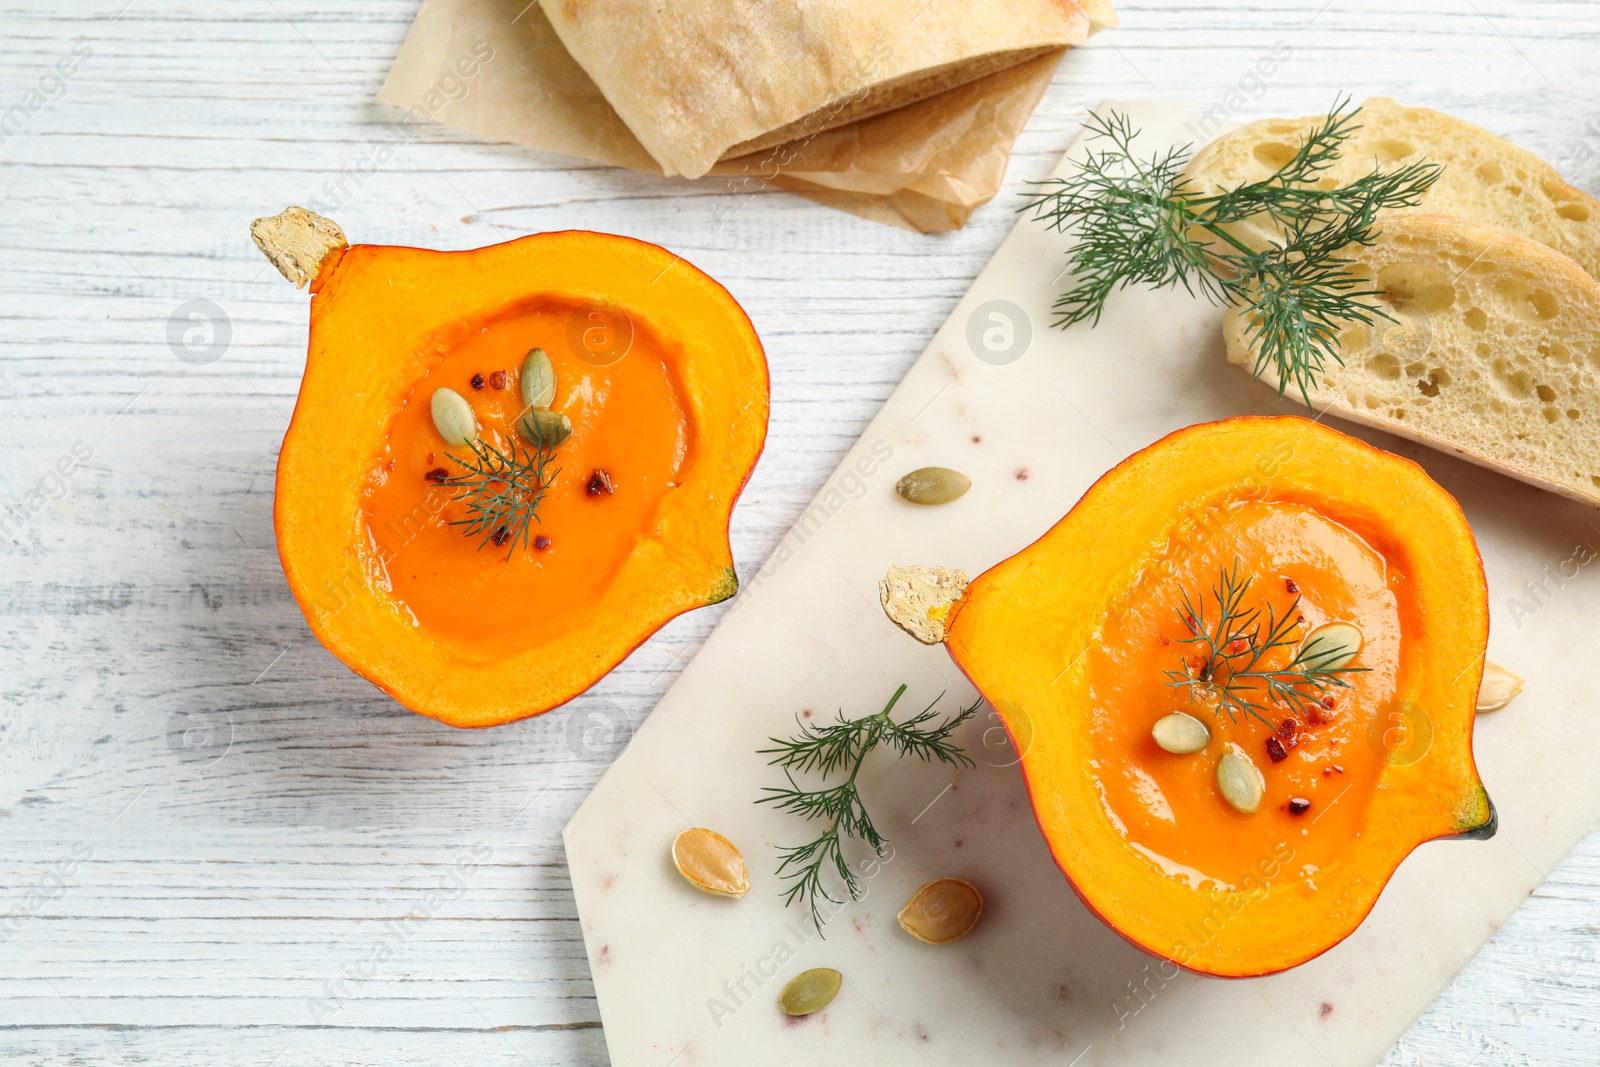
[1164,561,1366,728]
[441,431,560,558]
[758,684,980,931]
[1022,98,1444,406]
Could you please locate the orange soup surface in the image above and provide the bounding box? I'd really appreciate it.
[1086,498,1409,894]
[359,298,691,660]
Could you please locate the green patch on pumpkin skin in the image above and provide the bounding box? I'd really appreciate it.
[1453,785,1497,841]
[706,566,738,604]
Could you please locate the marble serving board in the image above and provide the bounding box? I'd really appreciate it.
[564,102,1600,1067]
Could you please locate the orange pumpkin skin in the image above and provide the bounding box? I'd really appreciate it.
[274,231,768,728]
[942,416,1493,977]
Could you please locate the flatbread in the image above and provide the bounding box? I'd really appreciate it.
[540,0,1111,178]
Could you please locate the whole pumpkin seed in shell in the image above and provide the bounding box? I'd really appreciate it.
[520,347,556,410]
[1216,747,1265,813]
[430,386,477,445]
[1151,711,1209,754]
[1298,621,1363,672]
[1476,661,1523,712]
[897,877,983,944]
[778,967,842,1016]
[671,827,750,898]
[895,467,971,505]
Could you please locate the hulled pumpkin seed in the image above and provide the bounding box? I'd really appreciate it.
[1299,621,1363,671]
[1476,661,1524,712]
[895,467,971,506]
[517,408,573,449]
[430,386,477,445]
[520,347,556,410]
[778,967,842,1017]
[1216,748,1265,813]
[1151,712,1209,754]
[897,877,983,945]
[671,827,751,898]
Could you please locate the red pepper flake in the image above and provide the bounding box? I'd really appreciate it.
[1225,638,1249,655]
[425,467,450,484]
[534,535,551,550]
[426,451,435,464]
[491,526,510,546]
[1322,767,1332,777]
[1284,577,1299,594]
[470,373,486,390]
[1265,736,1289,763]
[1321,695,1337,708]
[489,370,507,390]
[1288,797,1312,816]
[1277,719,1299,749]
[1183,614,1199,633]
[587,469,615,496]
[1188,655,1208,673]
[1157,634,1171,647]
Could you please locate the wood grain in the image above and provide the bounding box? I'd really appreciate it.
[0,0,1596,1062]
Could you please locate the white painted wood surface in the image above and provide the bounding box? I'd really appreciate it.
[0,1,1595,1063]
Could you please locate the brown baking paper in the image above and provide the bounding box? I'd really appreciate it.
[377,0,1112,232]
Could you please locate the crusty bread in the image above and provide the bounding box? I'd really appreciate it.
[1184,97,1600,280]
[1224,213,1600,507]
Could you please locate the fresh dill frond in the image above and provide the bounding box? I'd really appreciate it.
[441,431,560,558]
[1163,561,1367,727]
[1023,97,1444,406]
[757,684,980,931]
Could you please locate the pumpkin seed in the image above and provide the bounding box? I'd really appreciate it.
[1151,712,1209,754]
[517,408,573,449]
[897,877,983,944]
[520,347,556,410]
[1299,621,1363,671]
[1216,748,1264,813]
[430,386,477,445]
[778,967,842,1017]
[1476,661,1524,712]
[895,467,971,505]
[671,827,750,898]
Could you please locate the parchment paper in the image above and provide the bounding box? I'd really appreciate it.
[377,0,1096,231]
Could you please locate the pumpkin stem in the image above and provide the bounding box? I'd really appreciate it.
[250,206,347,289]
[878,564,968,645]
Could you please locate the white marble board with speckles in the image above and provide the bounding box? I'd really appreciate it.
[564,102,1600,1067]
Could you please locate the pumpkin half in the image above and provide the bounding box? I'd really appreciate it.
[254,208,768,728]
[881,416,1495,976]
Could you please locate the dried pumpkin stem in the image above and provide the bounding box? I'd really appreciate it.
[879,564,969,645]
[250,205,348,289]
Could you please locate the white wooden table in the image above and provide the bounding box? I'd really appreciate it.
[1,1,1596,1063]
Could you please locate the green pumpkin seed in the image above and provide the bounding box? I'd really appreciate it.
[520,348,556,410]
[430,386,477,445]
[895,467,971,505]
[517,408,573,449]
[778,967,842,1017]
[1299,622,1363,672]
[1151,712,1209,754]
[1216,748,1265,813]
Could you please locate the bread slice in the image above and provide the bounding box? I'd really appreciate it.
[1224,213,1600,507]
[1183,97,1600,280]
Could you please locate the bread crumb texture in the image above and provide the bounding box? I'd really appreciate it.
[1226,214,1600,506]
[1184,97,1600,280]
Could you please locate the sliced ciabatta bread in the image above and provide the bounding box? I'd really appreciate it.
[1224,213,1600,507]
[1184,97,1600,280]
